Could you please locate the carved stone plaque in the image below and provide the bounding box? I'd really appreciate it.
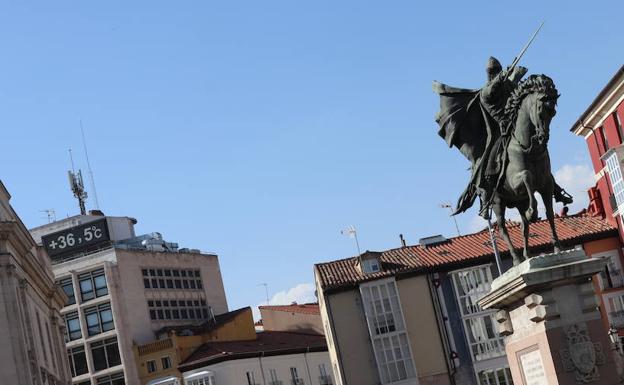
[520,349,548,385]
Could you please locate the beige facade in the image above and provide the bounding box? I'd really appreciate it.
[259,304,323,335]
[0,182,72,385]
[31,214,229,385]
[315,272,451,385]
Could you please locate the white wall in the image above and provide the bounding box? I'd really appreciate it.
[183,351,334,385]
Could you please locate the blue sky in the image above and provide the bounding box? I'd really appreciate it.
[0,1,622,313]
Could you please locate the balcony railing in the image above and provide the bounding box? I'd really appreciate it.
[291,380,304,385]
[610,310,624,328]
[319,375,333,385]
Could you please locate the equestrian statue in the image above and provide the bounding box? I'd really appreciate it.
[432,27,573,266]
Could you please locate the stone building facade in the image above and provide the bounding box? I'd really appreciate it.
[0,181,72,385]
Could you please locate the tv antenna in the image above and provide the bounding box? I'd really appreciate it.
[439,203,461,236]
[81,120,100,209]
[39,209,56,223]
[341,225,362,256]
[68,149,88,215]
[258,283,270,305]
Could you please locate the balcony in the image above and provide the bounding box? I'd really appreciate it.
[610,310,624,328]
[319,375,333,385]
[291,380,304,385]
[602,269,624,290]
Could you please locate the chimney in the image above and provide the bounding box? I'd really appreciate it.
[399,234,407,247]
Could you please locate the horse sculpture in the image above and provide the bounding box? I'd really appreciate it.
[434,72,569,266]
[491,75,561,265]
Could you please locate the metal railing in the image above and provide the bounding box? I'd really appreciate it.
[602,269,624,289]
[319,375,333,385]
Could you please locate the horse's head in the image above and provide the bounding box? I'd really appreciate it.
[506,75,559,147]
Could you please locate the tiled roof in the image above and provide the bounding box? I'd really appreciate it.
[315,214,617,292]
[179,331,328,371]
[155,307,250,336]
[259,303,320,315]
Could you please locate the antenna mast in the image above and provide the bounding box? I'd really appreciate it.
[68,149,88,215]
[81,120,100,209]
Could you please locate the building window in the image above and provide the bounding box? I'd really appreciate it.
[64,311,82,341]
[478,367,513,385]
[290,367,301,384]
[451,266,506,361]
[67,346,88,377]
[142,268,203,290]
[319,364,333,385]
[599,252,624,290]
[608,294,624,328]
[147,298,209,321]
[601,125,610,151]
[451,265,493,316]
[606,151,624,208]
[269,369,279,384]
[360,281,404,335]
[373,333,416,383]
[187,375,215,385]
[361,258,381,274]
[79,268,108,302]
[91,337,121,371]
[59,277,76,305]
[246,371,258,385]
[615,111,624,143]
[84,302,114,336]
[360,279,416,384]
[96,372,125,385]
[146,360,157,373]
[161,356,172,369]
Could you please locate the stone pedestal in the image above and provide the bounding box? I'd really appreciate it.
[479,249,620,385]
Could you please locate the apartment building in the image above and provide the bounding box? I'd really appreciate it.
[133,307,255,385]
[29,212,229,385]
[178,331,333,385]
[570,65,624,338]
[314,214,619,385]
[0,181,72,385]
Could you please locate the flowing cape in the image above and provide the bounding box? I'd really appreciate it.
[433,80,502,215]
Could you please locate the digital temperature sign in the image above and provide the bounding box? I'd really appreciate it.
[42,218,111,260]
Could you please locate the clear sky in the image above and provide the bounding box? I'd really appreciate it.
[1,1,622,314]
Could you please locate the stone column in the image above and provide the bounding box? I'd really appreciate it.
[479,249,620,385]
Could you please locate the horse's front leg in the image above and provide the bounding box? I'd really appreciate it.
[540,190,561,252]
[492,198,522,265]
[515,170,537,222]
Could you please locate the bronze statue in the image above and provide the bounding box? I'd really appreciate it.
[433,54,572,265]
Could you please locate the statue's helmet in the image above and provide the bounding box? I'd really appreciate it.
[486,56,502,79]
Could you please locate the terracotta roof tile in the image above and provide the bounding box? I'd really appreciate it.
[179,331,327,371]
[315,214,617,292]
[258,303,320,315]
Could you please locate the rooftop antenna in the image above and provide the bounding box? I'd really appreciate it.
[39,209,56,223]
[81,120,100,209]
[341,225,362,256]
[258,283,270,305]
[439,203,461,236]
[68,149,88,215]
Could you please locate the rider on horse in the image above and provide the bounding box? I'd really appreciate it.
[478,57,572,219]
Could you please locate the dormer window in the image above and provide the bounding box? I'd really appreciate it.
[361,257,381,274]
